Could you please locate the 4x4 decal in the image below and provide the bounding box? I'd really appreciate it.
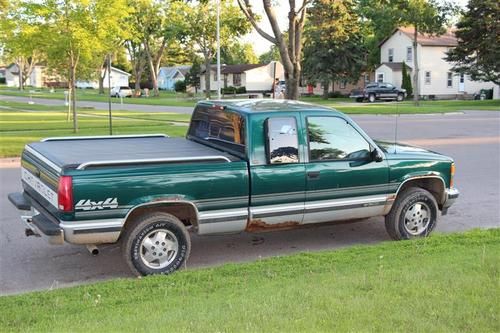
[75,198,118,211]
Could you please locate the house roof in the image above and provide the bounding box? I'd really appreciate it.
[378,62,411,71]
[159,65,191,79]
[111,67,131,76]
[379,27,458,47]
[202,63,267,74]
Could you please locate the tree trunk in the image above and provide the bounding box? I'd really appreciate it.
[98,62,106,95]
[70,64,78,133]
[322,80,329,99]
[412,26,420,106]
[18,60,24,91]
[204,56,211,98]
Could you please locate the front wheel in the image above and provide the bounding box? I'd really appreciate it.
[368,94,376,103]
[397,93,404,102]
[385,187,438,240]
[122,212,191,276]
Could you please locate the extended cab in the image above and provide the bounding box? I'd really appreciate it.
[350,82,406,103]
[9,100,459,275]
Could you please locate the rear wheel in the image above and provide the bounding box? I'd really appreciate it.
[122,212,191,276]
[368,94,376,103]
[355,97,364,103]
[385,187,438,240]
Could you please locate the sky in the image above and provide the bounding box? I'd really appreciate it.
[241,0,470,56]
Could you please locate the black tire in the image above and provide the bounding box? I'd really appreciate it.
[368,94,376,103]
[396,93,404,102]
[385,187,438,240]
[122,212,191,276]
[356,97,364,103]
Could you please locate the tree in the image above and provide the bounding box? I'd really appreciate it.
[401,61,412,97]
[221,42,258,65]
[258,45,281,63]
[185,58,202,94]
[181,1,251,98]
[31,0,131,132]
[302,0,366,99]
[0,1,44,90]
[397,0,457,105]
[446,0,500,85]
[237,0,311,100]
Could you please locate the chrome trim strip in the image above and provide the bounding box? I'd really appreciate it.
[198,209,249,224]
[24,145,62,173]
[41,134,168,142]
[76,155,232,170]
[395,175,446,203]
[60,218,124,230]
[305,196,388,211]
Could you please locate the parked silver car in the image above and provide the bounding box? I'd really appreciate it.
[110,86,133,98]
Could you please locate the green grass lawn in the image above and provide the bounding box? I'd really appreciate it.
[302,96,500,113]
[0,229,498,332]
[2,86,499,112]
[0,100,191,157]
[0,86,199,107]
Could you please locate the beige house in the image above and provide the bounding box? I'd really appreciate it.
[5,64,45,88]
[200,61,284,93]
[376,27,499,99]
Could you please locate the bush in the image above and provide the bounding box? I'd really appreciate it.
[327,91,344,98]
[235,86,246,94]
[222,86,236,94]
[402,62,413,97]
[0,77,5,84]
[174,80,186,93]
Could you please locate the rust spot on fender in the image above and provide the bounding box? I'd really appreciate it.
[246,219,300,233]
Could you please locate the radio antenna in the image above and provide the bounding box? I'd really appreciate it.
[394,101,399,154]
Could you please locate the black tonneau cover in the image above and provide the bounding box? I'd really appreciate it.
[27,137,240,171]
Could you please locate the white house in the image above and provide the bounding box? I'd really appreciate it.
[158,65,190,90]
[376,27,499,99]
[76,67,131,89]
[5,64,45,88]
[200,61,284,93]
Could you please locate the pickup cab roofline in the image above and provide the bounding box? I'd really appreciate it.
[197,99,339,115]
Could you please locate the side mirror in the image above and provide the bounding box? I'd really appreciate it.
[371,149,384,162]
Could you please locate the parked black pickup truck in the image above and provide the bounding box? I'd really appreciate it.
[350,82,406,102]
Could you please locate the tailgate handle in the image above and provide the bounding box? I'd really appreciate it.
[307,171,320,179]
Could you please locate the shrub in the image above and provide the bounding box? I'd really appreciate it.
[222,86,236,94]
[174,80,186,92]
[235,86,246,94]
[402,62,413,97]
[327,91,344,98]
[0,77,6,84]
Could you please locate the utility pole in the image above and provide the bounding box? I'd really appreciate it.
[108,54,113,135]
[216,0,221,100]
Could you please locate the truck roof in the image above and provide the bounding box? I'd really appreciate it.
[197,99,342,116]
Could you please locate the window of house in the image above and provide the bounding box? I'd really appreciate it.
[388,48,394,63]
[266,117,299,164]
[447,72,453,87]
[406,47,412,62]
[377,73,384,83]
[424,71,431,84]
[233,73,241,86]
[307,117,371,161]
[364,73,370,83]
[339,81,346,89]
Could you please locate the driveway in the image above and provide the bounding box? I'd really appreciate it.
[1,111,499,295]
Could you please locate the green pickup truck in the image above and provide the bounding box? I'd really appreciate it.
[9,100,459,276]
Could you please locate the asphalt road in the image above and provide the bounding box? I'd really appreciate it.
[1,111,499,295]
[0,95,194,114]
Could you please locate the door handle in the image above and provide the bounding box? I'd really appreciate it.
[307,171,320,179]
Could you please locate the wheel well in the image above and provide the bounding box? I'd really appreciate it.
[398,178,446,206]
[123,202,198,232]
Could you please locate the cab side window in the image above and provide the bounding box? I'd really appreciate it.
[265,117,299,164]
[307,117,370,161]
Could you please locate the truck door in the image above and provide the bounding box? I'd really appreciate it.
[248,115,306,231]
[302,115,391,224]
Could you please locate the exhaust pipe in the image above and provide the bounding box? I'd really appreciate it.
[86,244,99,256]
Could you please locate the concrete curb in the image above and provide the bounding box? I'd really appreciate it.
[0,157,21,168]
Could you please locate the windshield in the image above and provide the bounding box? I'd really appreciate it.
[187,105,246,156]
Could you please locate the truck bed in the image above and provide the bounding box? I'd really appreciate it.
[26,136,240,171]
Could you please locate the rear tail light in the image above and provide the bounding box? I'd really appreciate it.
[58,176,73,212]
[450,163,455,188]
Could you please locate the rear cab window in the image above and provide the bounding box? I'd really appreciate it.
[187,104,247,157]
